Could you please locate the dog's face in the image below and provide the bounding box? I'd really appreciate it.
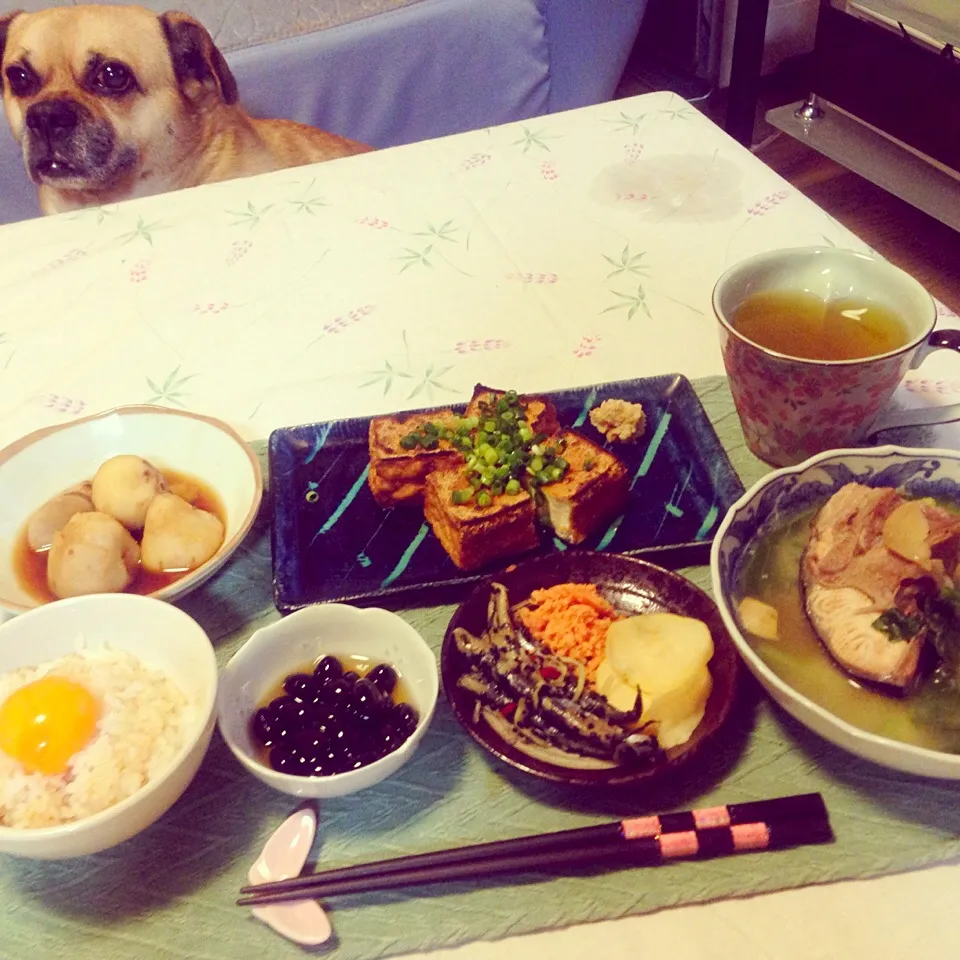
[0,6,237,199]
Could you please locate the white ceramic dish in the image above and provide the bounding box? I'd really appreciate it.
[0,593,218,858]
[0,405,262,615]
[711,444,960,779]
[217,603,439,798]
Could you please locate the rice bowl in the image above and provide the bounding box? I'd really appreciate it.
[0,593,218,859]
[0,648,189,829]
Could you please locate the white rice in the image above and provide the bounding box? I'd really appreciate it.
[0,648,190,829]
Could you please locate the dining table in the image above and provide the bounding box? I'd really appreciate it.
[2,89,960,960]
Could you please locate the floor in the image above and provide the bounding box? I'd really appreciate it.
[614,53,960,314]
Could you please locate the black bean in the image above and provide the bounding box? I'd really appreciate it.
[322,677,353,711]
[373,725,405,757]
[314,656,343,682]
[283,673,314,700]
[292,728,328,764]
[367,663,398,695]
[391,703,420,737]
[251,707,279,747]
[269,745,298,773]
[350,679,387,725]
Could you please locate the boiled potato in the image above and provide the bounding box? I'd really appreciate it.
[605,613,713,691]
[47,511,141,598]
[91,455,166,531]
[738,596,779,641]
[639,665,712,749]
[883,498,933,569]
[140,493,224,573]
[600,612,715,750]
[595,659,640,714]
[26,491,94,551]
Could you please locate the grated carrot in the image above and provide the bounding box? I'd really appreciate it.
[516,582,620,680]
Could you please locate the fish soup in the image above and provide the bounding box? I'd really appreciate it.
[738,505,960,754]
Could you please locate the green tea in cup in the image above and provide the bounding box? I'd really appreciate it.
[730,290,910,361]
[711,246,955,467]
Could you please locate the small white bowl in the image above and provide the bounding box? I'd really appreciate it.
[0,405,263,615]
[0,593,218,858]
[217,603,439,798]
[711,444,960,779]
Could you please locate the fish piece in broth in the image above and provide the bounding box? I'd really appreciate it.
[801,483,960,690]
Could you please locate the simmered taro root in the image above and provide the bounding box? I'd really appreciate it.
[26,489,94,551]
[140,493,224,573]
[47,512,141,598]
[91,455,166,531]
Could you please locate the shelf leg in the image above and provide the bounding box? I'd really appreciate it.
[794,94,824,122]
[725,0,772,145]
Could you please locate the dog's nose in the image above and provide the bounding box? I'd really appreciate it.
[25,98,81,137]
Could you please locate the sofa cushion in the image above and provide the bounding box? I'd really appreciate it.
[11,0,431,51]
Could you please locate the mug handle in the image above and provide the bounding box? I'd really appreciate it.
[867,329,960,437]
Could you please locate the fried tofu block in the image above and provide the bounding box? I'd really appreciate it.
[465,385,560,438]
[538,432,629,544]
[423,467,540,571]
[367,409,460,507]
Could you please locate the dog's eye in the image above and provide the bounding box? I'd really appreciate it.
[93,61,135,94]
[4,65,37,97]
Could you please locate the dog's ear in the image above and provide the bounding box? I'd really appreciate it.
[0,12,23,92]
[159,11,238,105]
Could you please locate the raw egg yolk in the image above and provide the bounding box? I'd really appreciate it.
[0,676,101,775]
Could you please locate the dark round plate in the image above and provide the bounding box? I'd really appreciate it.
[440,550,740,788]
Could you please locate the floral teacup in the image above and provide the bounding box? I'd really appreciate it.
[712,246,958,467]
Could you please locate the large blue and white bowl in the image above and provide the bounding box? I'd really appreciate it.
[710,445,960,779]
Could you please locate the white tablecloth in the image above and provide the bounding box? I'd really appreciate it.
[1,91,959,958]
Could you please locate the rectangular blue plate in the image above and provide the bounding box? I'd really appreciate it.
[269,374,744,612]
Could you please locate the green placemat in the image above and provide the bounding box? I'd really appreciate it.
[3,376,960,960]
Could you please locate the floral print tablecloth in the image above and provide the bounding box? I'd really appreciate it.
[0,91,956,454]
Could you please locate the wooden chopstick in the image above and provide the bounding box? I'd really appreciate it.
[238,815,833,906]
[237,793,829,907]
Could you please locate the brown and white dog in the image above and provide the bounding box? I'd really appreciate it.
[0,5,371,215]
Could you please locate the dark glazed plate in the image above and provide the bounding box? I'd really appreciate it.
[441,551,740,787]
[269,374,744,612]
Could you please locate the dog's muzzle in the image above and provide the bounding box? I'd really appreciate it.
[26,98,82,139]
[23,97,118,184]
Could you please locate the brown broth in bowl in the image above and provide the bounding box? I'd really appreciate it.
[15,468,226,603]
